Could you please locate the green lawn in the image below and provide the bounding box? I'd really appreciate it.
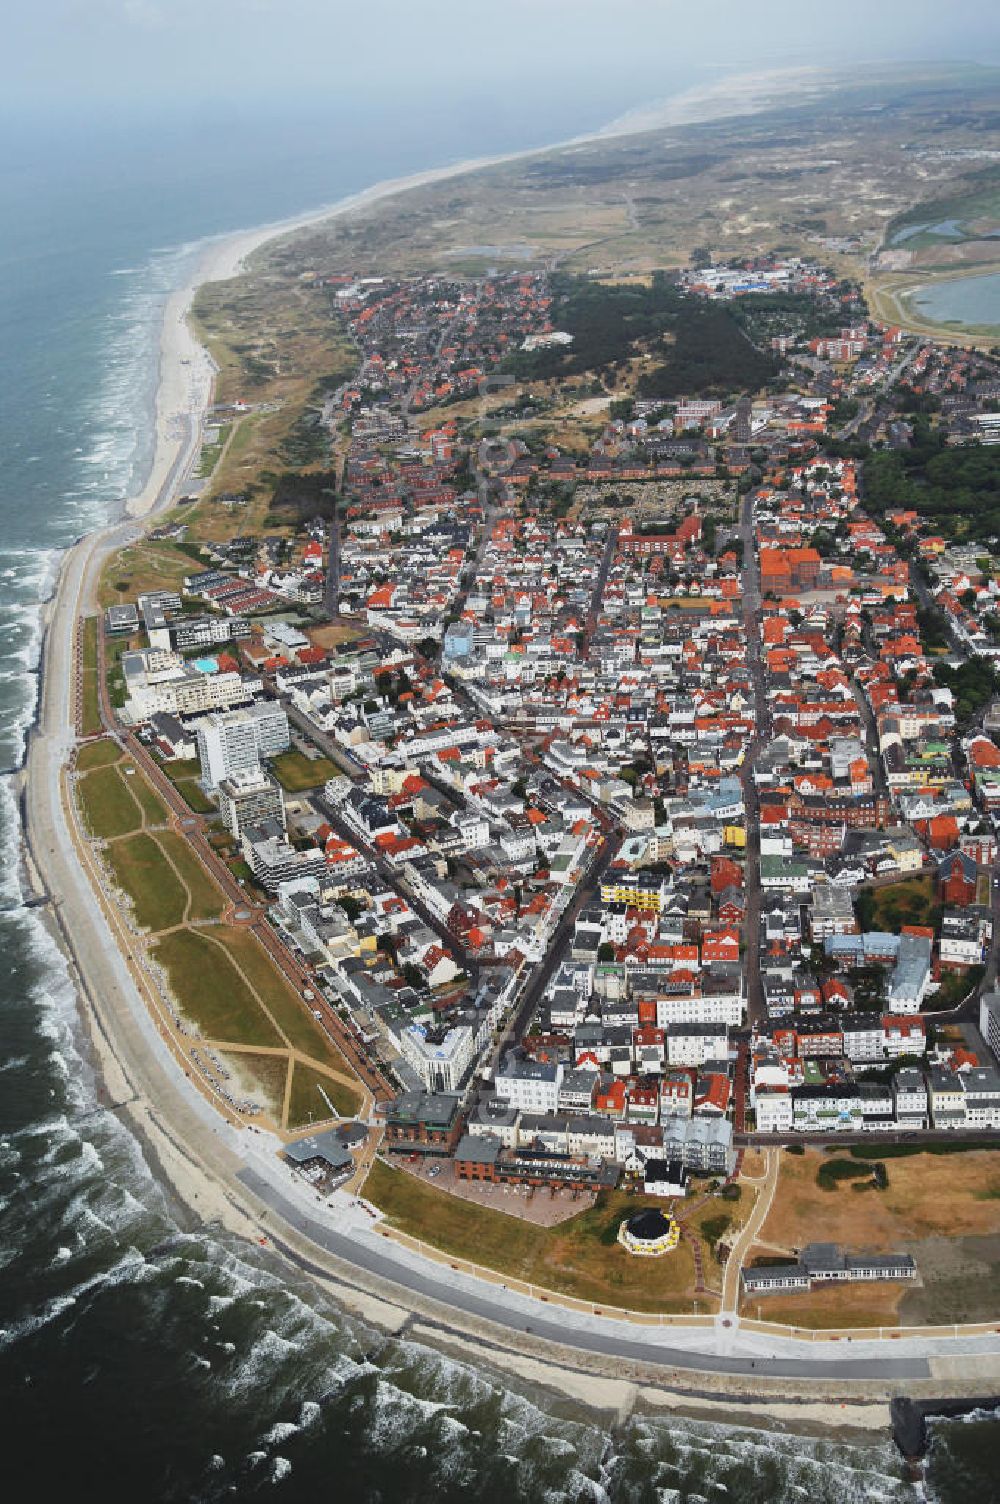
[364,1160,702,1313]
[77,765,143,839]
[120,766,169,826]
[151,929,283,1046]
[104,833,188,931]
[154,830,226,921]
[862,875,937,934]
[150,925,351,1073]
[158,757,215,814]
[208,928,346,1066]
[287,1059,361,1126]
[104,636,134,713]
[76,738,122,773]
[80,618,103,738]
[195,423,232,479]
[270,749,337,792]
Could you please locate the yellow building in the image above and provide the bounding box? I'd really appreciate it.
[618,1209,680,1257]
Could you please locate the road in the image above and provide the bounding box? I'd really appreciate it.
[323,491,342,618]
[850,680,890,798]
[739,491,767,1029]
[490,828,621,1071]
[238,1167,933,1381]
[721,1148,780,1313]
[584,524,618,646]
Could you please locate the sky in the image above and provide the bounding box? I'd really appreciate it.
[10,1,1000,109]
[6,1,1000,124]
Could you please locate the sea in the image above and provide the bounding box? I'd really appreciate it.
[0,90,991,1502]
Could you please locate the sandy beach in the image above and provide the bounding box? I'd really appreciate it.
[22,74,1000,1431]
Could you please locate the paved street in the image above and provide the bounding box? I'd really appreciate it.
[739,490,767,1030]
[238,1166,935,1382]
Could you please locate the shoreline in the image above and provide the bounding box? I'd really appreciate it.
[866,263,1000,348]
[20,84,1000,1439]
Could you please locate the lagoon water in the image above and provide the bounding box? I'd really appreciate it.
[909,271,1000,329]
[0,95,986,1501]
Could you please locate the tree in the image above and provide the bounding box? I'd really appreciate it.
[402,963,424,990]
[597,942,616,963]
[855,888,875,933]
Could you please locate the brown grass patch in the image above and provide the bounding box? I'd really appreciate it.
[762,1148,1000,1252]
[742,1277,904,1330]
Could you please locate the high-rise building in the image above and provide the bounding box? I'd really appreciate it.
[196,701,290,788]
[217,768,286,839]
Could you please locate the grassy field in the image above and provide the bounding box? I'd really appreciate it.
[99,541,197,612]
[743,1281,905,1329]
[121,766,169,826]
[759,1146,1000,1252]
[364,1159,711,1313]
[270,749,337,791]
[80,617,103,738]
[150,924,365,1120]
[158,757,215,814]
[77,764,144,840]
[151,929,284,1046]
[306,623,366,651]
[206,929,343,1063]
[154,830,226,921]
[76,738,122,773]
[104,833,188,931]
[868,874,937,932]
[287,1059,361,1126]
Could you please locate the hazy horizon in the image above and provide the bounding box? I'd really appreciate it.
[7,1,1000,122]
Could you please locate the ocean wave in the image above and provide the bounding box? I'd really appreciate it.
[0,1246,148,1355]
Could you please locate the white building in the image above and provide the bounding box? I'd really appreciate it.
[196,701,290,788]
[451,811,491,850]
[892,1069,928,1130]
[121,648,257,723]
[654,989,743,1028]
[494,1058,564,1115]
[755,1088,793,1133]
[842,1017,884,1063]
[398,1024,476,1093]
[665,1022,728,1068]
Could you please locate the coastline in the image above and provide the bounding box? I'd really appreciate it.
[20,96,1000,1441]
